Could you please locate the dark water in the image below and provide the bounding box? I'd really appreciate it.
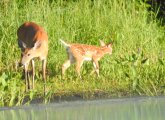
[0,97,165,120]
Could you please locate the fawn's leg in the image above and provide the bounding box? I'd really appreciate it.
[93,60,100,77]
[90,62,96,75]
[62,60,71,76]
[62,50,75,77]
[31,59,35,89]
[76,59,83,79]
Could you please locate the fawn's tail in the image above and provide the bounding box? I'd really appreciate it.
[59,39,70,48]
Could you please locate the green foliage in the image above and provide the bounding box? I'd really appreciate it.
[0,0,164,106]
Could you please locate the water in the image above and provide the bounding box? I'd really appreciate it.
[0,96,165,120]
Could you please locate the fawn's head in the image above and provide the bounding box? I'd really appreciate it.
[99,40,113,55]
[19,40,42,65]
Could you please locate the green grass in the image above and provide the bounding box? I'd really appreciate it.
[0,0,165,106]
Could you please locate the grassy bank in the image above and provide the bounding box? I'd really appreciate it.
[0,0,165,106]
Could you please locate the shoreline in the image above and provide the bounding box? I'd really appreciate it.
[1,95,165,111]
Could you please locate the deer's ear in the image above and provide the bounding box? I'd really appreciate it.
[18,40,26,48]
[99,40,106,46]
[33,41,42,50]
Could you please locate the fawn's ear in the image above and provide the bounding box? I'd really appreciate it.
[107,43,112,47]
[33,41,42,50]
[99,40,106,46]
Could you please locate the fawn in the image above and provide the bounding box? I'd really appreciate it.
[60,39,112,78]
[17,22,48,92]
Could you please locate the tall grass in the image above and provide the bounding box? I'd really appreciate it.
[0,0,164,106]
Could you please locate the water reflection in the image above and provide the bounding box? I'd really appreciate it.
[0,97,165,120]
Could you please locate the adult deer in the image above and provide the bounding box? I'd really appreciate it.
[60,39,112,78]
[17,22,48,92]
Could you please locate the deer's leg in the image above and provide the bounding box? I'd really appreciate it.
[93,60,100,77]
[24,63,30,91]
[31,59,35,89]
[42,59,47,95]
[42,59,47,84]
[62,60,71,75]
[76,59,83,79]
[19,53,23,67]
[19,53,25,79]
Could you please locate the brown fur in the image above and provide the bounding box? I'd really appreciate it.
[17,22,48,92]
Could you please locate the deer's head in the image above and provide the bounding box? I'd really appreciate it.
[19,40,42,65]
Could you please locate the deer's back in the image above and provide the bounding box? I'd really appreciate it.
[17,22,48,48]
